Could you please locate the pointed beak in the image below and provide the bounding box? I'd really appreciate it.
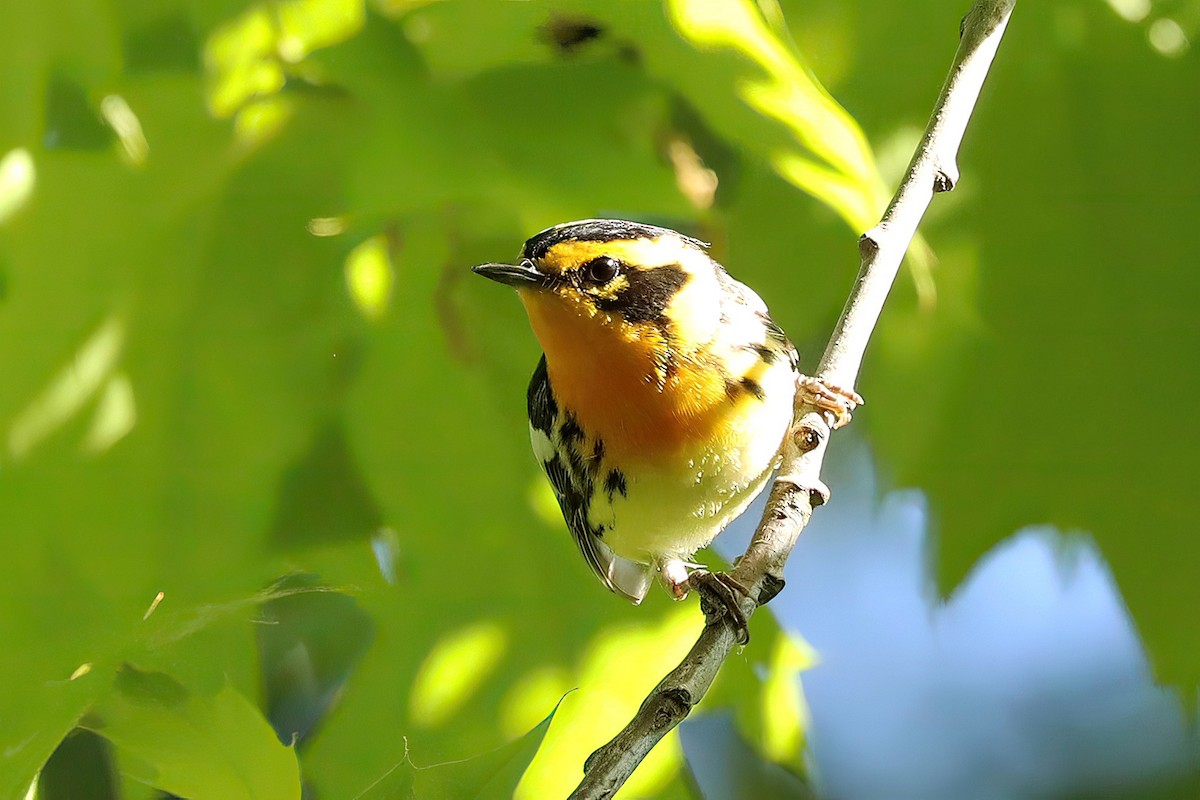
[472,260,547,288]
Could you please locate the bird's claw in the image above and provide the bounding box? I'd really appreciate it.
[687,569,752,645]
[797,375,863,429]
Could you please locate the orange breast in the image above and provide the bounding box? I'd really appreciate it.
[520,289,733,464]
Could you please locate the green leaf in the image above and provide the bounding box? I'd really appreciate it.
[0,55,352,797]
[87,666,300,800]
[356,706,557,800]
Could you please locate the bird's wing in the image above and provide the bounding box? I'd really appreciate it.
[527,356,653,603]
[713,268,800,373]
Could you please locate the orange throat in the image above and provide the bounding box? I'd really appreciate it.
[520,289,730,463]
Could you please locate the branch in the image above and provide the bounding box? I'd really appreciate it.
[570,2,1016,797]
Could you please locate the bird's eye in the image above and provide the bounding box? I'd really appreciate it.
[584,256,621,284]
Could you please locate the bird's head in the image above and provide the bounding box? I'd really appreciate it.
[472,219,725,362]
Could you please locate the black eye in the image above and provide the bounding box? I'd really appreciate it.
[584,256,621,284]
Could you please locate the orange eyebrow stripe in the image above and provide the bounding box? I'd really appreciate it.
[541,237,684,275]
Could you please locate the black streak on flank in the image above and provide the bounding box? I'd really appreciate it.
[560,414,597,487]
[560,413,585,444]
[546,450,607,551]
[545,455,574,505]
[566,443,587,482]
[522,220,708,261]
[605,468,628,502]
[527,355,558,434]
[538,411,616,571]
[594,263,691,325]
[546,455,596,532]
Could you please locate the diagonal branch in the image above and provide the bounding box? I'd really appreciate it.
[570,1,1016,797]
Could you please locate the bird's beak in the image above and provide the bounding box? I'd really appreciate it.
[472,260,547,288]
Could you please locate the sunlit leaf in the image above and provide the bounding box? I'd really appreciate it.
[0,148,36,224]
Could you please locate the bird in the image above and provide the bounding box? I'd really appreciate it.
[473,219,855,627]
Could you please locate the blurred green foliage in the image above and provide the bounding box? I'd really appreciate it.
[1,0,1197,797]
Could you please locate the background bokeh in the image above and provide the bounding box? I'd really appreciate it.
[3,1,1198,798]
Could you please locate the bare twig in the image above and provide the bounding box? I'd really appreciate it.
[570,2,1016,797]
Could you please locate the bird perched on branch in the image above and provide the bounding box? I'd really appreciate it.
[474,219,856,628]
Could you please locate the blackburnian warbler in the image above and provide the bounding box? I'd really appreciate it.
[475,219,853,616]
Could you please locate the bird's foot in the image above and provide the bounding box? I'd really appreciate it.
[659,559,753,644]
[686,569,753,646]
[796,375,863,429]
